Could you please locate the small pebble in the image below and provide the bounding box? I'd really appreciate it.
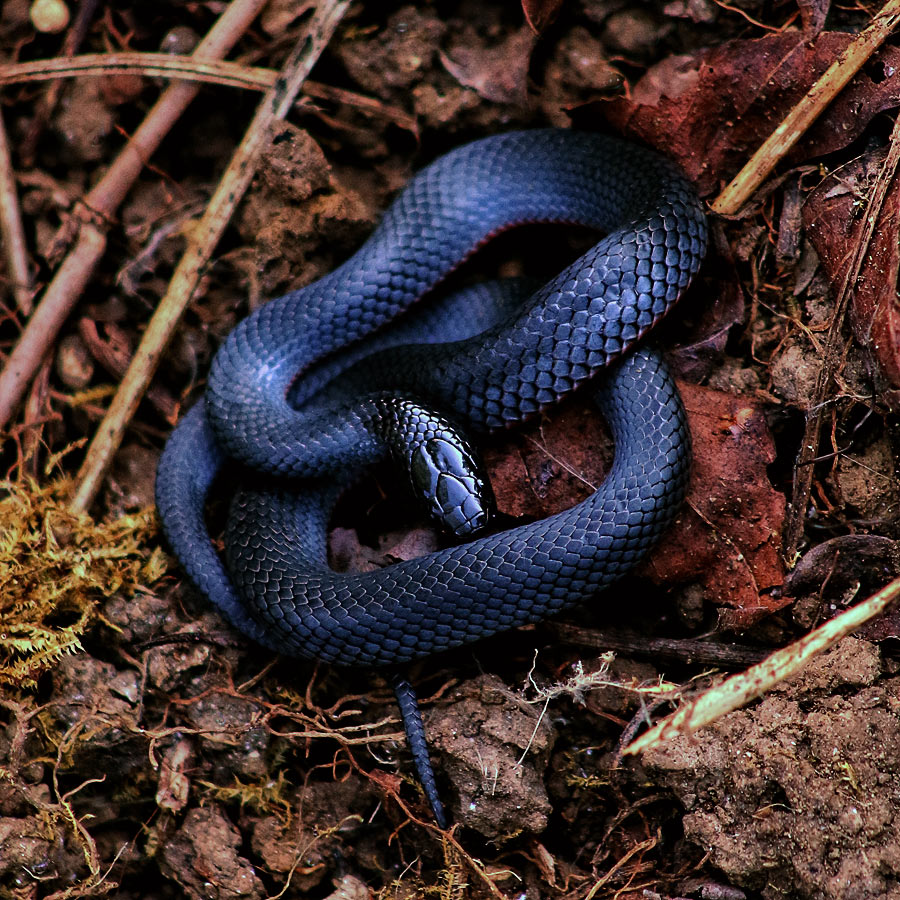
[56,333,94,390]
[29,0,69,33]
[160,25,199,55]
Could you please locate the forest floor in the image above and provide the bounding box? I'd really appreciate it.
[2,1,900,898]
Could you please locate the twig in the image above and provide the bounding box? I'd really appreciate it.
[712,0,900,216]
[0,52,278,91]
[76,318,178,421]
[22,359,52,477]
[0,107,33,313]
[0,0,269,432]
[0,53,419,136]
[69,0,351,512]
[783,112,900,560]
[708,0,795,32]
[624,575,900,755]
[584,834,658,899]
[550,623,769,668]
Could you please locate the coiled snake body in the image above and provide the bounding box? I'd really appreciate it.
[156,129,708,826]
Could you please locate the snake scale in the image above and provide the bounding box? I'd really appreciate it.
[155,129,708,827]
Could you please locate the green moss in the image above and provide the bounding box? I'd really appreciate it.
[0,478,163,690]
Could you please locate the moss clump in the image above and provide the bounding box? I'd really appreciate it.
[0,478,165,689]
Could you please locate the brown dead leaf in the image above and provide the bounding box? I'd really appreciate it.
[382,527,441,563]
[797,0,830,34]
[642,382,787,628]
[485,380,785,627]
[802,146,900,392]
[667,275,746,382]
[596,32,900,193]
[440,25,537,105]
[522,0,565,34]
[484,399,611,520]
[328,526,381,574]
[156,737,194,814]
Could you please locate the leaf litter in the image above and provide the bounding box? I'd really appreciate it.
[2,1,900,897]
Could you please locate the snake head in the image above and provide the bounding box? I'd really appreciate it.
[408,436,495,538]
[378,395,495,538]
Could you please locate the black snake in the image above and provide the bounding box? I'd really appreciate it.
[155,129,708,826]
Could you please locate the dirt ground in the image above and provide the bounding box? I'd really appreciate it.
[2,0,900,898]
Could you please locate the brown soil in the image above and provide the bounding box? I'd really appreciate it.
[2,1,900,898]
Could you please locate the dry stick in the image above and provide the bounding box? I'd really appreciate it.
[69,0,351,513]
[0,0,268,433]
[0,52,278,91]
[712,0,900,216]
[550,623,769,669]
[624,575,900,755]
[0,107,33,314]
[22,359,52,477]
[0,54,420,136]
[784,115,900,559]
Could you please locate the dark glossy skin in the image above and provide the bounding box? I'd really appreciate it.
[155,130,708,826]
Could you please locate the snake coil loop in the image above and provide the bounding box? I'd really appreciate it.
[155,129,708,824]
